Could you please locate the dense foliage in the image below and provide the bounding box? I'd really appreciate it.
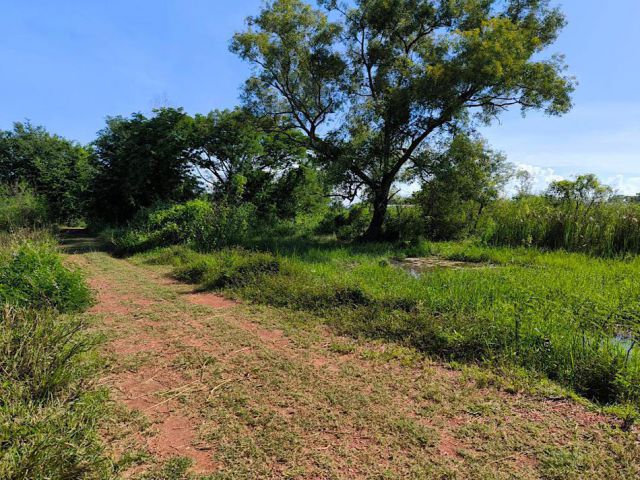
[90,108,200,223]
[0,183,49,231]
[100,199,257,255]
[0,238,92,312]
[414,134,512,240]
[477,175,640,256]
[0,122,93,224]
[232,0,574,239]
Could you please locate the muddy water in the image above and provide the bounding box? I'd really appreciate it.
[391,257,490,278]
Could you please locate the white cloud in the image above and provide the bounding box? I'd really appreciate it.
[504,163,564,196]
[605,175,640,196]
[481,102,640,181]
[503,165,640,198]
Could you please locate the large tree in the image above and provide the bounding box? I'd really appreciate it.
[188,109,326,220]
[90,108,199,223]
[232,0,574,240]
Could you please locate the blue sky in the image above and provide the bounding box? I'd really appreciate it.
[1,1,639,193]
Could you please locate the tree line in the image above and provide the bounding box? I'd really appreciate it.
[1,0,577,241]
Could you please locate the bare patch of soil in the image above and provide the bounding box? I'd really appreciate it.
[87,277,133,315]
[437,429,462,457]
[148,414,217,472]
[184,292,237,309]
[76,265,220,475]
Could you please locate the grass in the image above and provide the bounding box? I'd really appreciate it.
[0,183,48,232]
[84,248,640,478]
[133,239,640,408]
[478,196,640,257]
[0,231,92,312]
[0,231,108,479]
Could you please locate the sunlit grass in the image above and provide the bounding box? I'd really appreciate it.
[136,240,640,407]
[0,232,108,478]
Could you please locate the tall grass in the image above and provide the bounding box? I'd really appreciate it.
[479,197,640,256]
[136,242,640,406]
[0,238,92,311]
[0,307,108,479]
[0,183,49,231]
[0,232,108,478]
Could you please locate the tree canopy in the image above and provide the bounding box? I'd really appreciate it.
[89,108,199,223]
[0,122,93,223]
[187,109,312,209]
[414,133,512,239]
[87,107,326,224]
[232,0,574,239]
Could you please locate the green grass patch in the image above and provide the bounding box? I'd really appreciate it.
[0,238,92,312]
[136,240,640,408]
[0,232,108,478]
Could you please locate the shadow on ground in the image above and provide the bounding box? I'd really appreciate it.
[58,228,105,254]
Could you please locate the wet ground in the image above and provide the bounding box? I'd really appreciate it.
[391,256,490,277]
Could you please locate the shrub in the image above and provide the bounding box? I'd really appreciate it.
[173,248,280,289]
[0,241,92,312]
[173,255,219,284]
[99,227,150,256]
[383,205,425,243]
[0,183,48,231]
[192,202,257,251]
[103,199,258,255]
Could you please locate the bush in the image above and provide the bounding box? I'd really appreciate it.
[0,230,107,477]
[0,241,92,312]
[383,205,425,243]
[0,183,49,231]
[192,202,256,251]
[172,248,280,289]
[102,199,258,255]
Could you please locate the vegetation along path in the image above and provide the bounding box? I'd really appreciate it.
[63,237,640,479]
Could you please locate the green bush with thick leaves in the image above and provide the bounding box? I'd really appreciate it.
[0,183,49,232]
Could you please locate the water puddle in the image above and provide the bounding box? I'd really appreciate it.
[391,257,489,278]
[611,334,637,355]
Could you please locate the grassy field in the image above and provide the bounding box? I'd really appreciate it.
[3,229,639,478]
[132,238,640,412]
[72,247,640,478]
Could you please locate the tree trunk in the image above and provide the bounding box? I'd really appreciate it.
[361,183,392,241]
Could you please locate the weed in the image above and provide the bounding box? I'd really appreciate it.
[0,232,107,479]
[0,306,108,478]
[140,457,194,480]
[0,241,92,312]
